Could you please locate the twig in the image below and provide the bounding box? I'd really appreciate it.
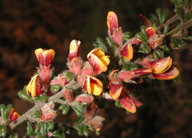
[158,9,192,31]
[9,80,80,129]
[165,19,192,36]
[158,14,180,31]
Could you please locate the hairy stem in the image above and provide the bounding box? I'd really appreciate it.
[9,80,80,129]
[165,19,192,36]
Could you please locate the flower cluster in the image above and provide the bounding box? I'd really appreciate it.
[5,1,191,136]
[106,11,180,113]
[0,105,19,126]
[67,40,110,96]
[142,56,179,80]
[26,49,55,97]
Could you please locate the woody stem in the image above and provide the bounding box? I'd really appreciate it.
[9,80,80,130]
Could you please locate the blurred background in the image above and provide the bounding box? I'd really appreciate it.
[0,0,192,137]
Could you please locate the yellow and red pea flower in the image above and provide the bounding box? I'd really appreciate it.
[35,48,55,66]
[40,102,56,122]
[109,68,152,99]
[141,56,180,80]
[26,74,42,97]
[62,89,74,101]
[83,75,103,96]
[68,39,81,60]
[50,74,69,87]
[107,11,119,36]
[118,95,136,113]
[145,26,164,50]
[152,67,180,80]
[148,34,164,50]
[151,56,172,74]
[107,11,123,46]
[9,108,20,122]
[108,77,123,100]
[146,26,156,37]
[139,14,151,26]
[120,43,134,60]
[68,40,83,75]
[87,48,110,74]
[75,94,94,104]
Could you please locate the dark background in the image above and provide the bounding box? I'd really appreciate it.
[0,0,192,137]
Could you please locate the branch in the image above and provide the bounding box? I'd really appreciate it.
[165,19,192,36]
[158,14,180,31]
[158,9,192,31]
[9,80,80,130]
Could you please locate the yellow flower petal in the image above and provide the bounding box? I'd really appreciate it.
[85,76,91,95]
[152,57,172,74]
[87,48,110,74]
[91,83,103,96]
[69,40,81,54]
[89,48,105,58]
[84,76,103,96]
[120,43,134,60]
[153,67,180,80]
[100,56,110,66]
[34,48,55,66]
[110,86,123,100]
[26,74,39,97]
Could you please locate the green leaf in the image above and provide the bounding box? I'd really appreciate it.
[149,14,159,25]
[65,128,70,134]
[138,43,151,54]
[63,71,75,82]
[153,50,164,59]
[35,122,41,135]
[18,86,32,102]
[182,36,192,41]
[32,95,48,103]
[185,10,192,19]
[171,38,186,49]
[159,45,170,51]
[93,38,107,53]
[156,8,168,24]
[122,63,139,71]
[106,37,118,52]
[46,122,54,131]
[74,125,89,137]
[173,77,181,83]
[4,104,13,119]
[163,25,169,34]
[71,102,84,117]
[27,122,35,136]
[123,32,132,42]
[115,101,123,108]
[171,0,181,6]
[40,123,47,136]
[8,133,18,138]
[50,84,61,93]
[0,104,5,118]
[52,130,65,138]
[136,32,148,42]
[174,6,185,19]
[76,115,85,123]
[33,109,41,118]
[0,125,7,137]
[59,104,70,115]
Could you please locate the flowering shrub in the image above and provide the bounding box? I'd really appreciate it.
[0,0,192,137]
